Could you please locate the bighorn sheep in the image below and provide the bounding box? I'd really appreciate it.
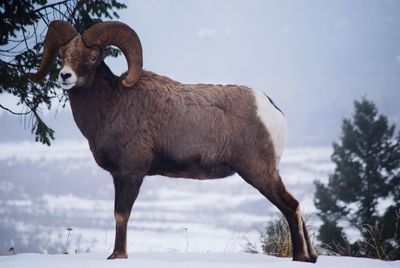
[28,20,317,262]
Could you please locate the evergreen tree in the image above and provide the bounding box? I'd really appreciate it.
[314,98,400,260]
[0,0,126,145]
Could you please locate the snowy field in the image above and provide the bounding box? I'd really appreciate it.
[1,252,398,268]
[0,140,333,255]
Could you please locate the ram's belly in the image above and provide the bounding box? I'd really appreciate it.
[148,154,235,179]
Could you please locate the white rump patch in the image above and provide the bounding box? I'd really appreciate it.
[58,65,77,90]
[252,89,288,164]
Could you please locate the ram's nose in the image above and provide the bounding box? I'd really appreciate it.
[60,72,72,81]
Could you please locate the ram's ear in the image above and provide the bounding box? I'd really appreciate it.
[99,47,110,63]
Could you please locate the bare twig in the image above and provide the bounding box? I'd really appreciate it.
[37,11,50,26]
[185,227,189,252]
[0,40,25,53]
[52,6,70,21]
[64,227,73,254]
[0,103,31,115]
[33,0,71,14]
[21,29,30,51]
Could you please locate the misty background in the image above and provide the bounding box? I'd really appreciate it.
[1,0,399,145]
[0,0,399,255]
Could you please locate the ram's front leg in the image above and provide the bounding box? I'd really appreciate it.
[108,174,143,259]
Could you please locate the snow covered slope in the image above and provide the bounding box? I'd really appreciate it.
[0,252,398,268]
[0,141,333,253]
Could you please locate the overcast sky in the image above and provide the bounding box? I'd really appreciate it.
[1,0,399,146]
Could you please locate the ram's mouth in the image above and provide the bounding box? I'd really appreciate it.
[60,81,76,90]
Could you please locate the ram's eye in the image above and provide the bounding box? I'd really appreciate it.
[88,55,97,62]
[88,49,99,62]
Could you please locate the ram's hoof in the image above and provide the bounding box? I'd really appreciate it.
[107,252,128,259]
[293,254,318,263]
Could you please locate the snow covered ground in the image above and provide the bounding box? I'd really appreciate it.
[0,252,398,268]
[0,140,333,254]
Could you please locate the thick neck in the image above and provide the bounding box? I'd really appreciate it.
[67,62,117,139]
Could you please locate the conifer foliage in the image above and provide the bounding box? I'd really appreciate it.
[314,98,400,260]
[0,0,126,145]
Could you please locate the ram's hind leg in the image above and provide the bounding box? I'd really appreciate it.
[241,168,317,262]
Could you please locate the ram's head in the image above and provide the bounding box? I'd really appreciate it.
[28,21,143,89]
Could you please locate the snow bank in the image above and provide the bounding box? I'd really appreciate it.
[0,252,398,268]
[0,140,91,161]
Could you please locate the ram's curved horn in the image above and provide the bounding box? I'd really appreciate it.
[82,21,143,87]
[28,20,78,83]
